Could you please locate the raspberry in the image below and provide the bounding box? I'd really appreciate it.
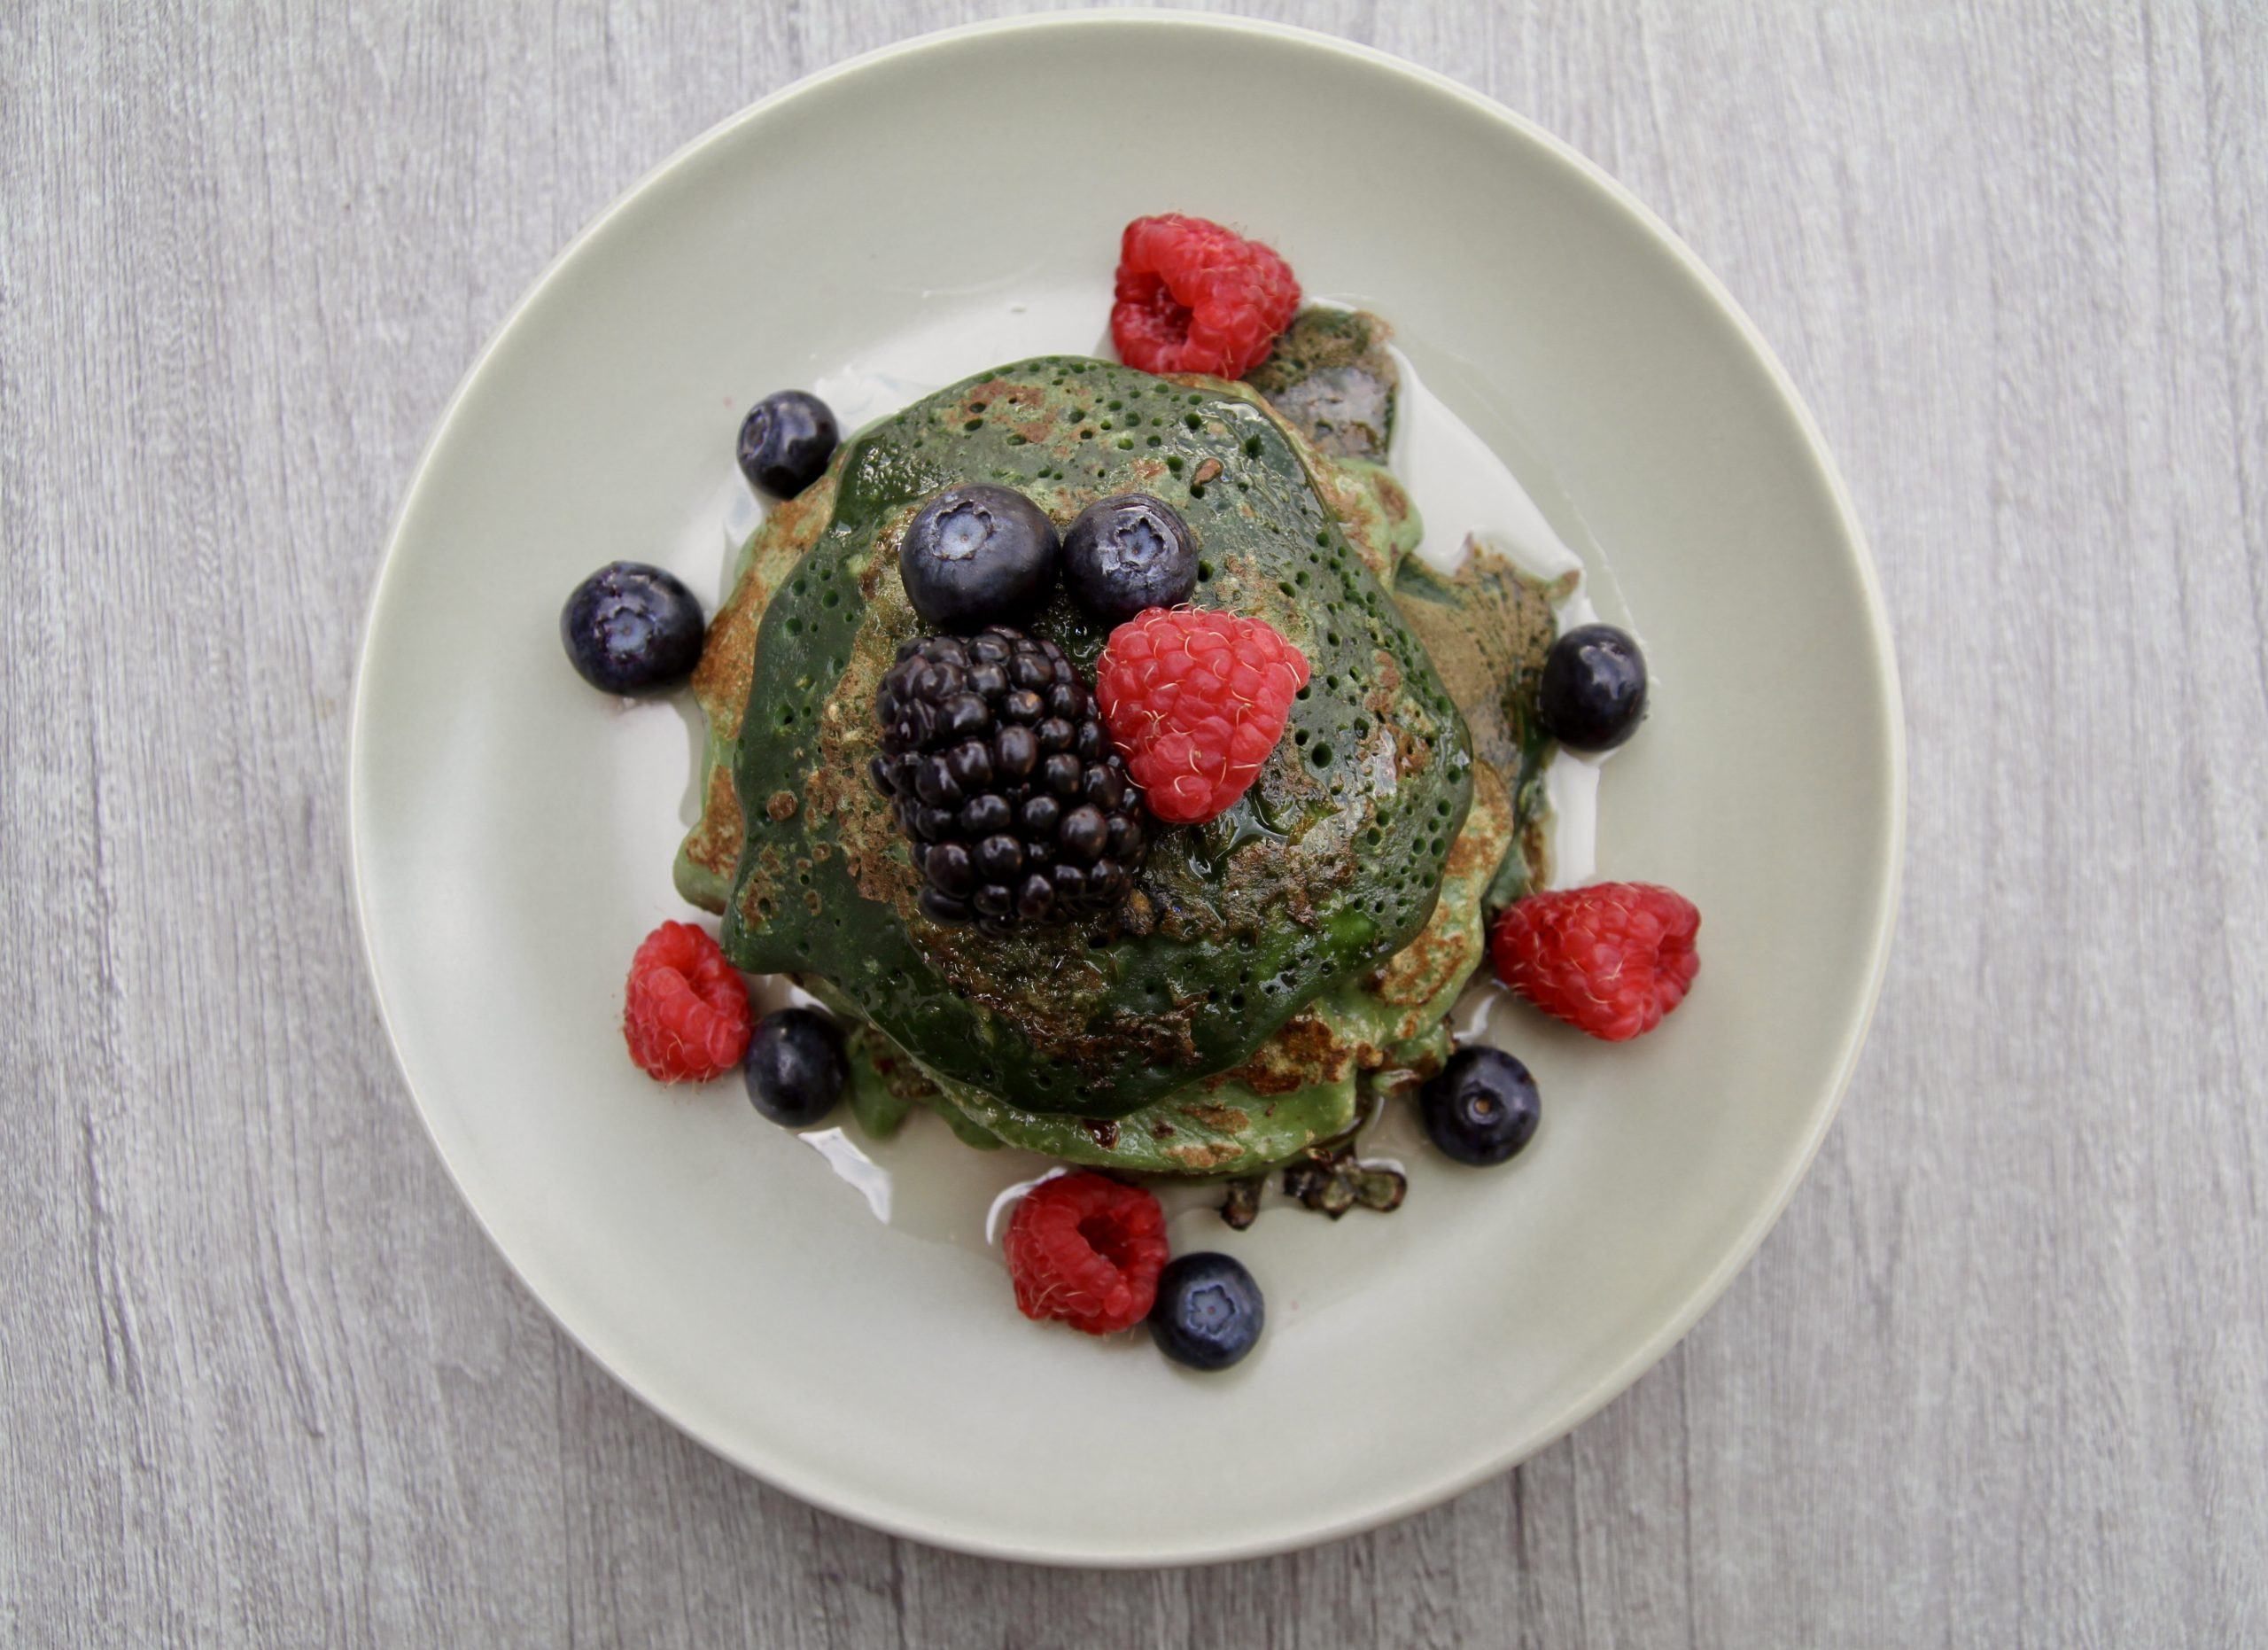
[1001,1171,1169,1335]
[623,921,753,1081]
[1096,608,1310,825]
[1110,214,1301,379]
[1490,883,1701,1042]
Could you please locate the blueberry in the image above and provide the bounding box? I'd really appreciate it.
[1060,494,1199,624]
[898,485,1060,631]
[1538,623,1647,752]
[1148,1253,1265,1372]
[735,391,839,497]
[742,1008,848,1127]
[559,561,705,693]
[1418,1047,1541,1166]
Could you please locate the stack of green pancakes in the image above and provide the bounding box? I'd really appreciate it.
[677,315,1565,1178]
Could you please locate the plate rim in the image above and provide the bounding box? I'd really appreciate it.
[349,7,1907,1567]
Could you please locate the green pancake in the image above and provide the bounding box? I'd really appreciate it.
[701,356,1473,1120]
[674,332,1563,1168]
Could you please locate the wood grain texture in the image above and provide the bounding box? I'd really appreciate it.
[4,1,2263,1643]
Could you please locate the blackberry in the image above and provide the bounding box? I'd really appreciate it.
[869,627,1148,933]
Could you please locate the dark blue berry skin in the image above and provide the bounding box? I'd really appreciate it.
[742,1008,848,1127]
[559,561,705,694]
[1060,494,1199,624]
[1148,1253,1265,1372]
[736,391,839,497]
[1419,1047,1542,1167]
[898,485,1060,631]
[1538,624,1647,752]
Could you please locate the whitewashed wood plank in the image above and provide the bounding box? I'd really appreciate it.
[2,1,2261,1645]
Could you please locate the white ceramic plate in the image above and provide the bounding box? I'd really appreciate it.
[353,14,1902,1566]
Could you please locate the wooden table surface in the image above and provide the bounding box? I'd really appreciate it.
[5,2,2264,1643]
